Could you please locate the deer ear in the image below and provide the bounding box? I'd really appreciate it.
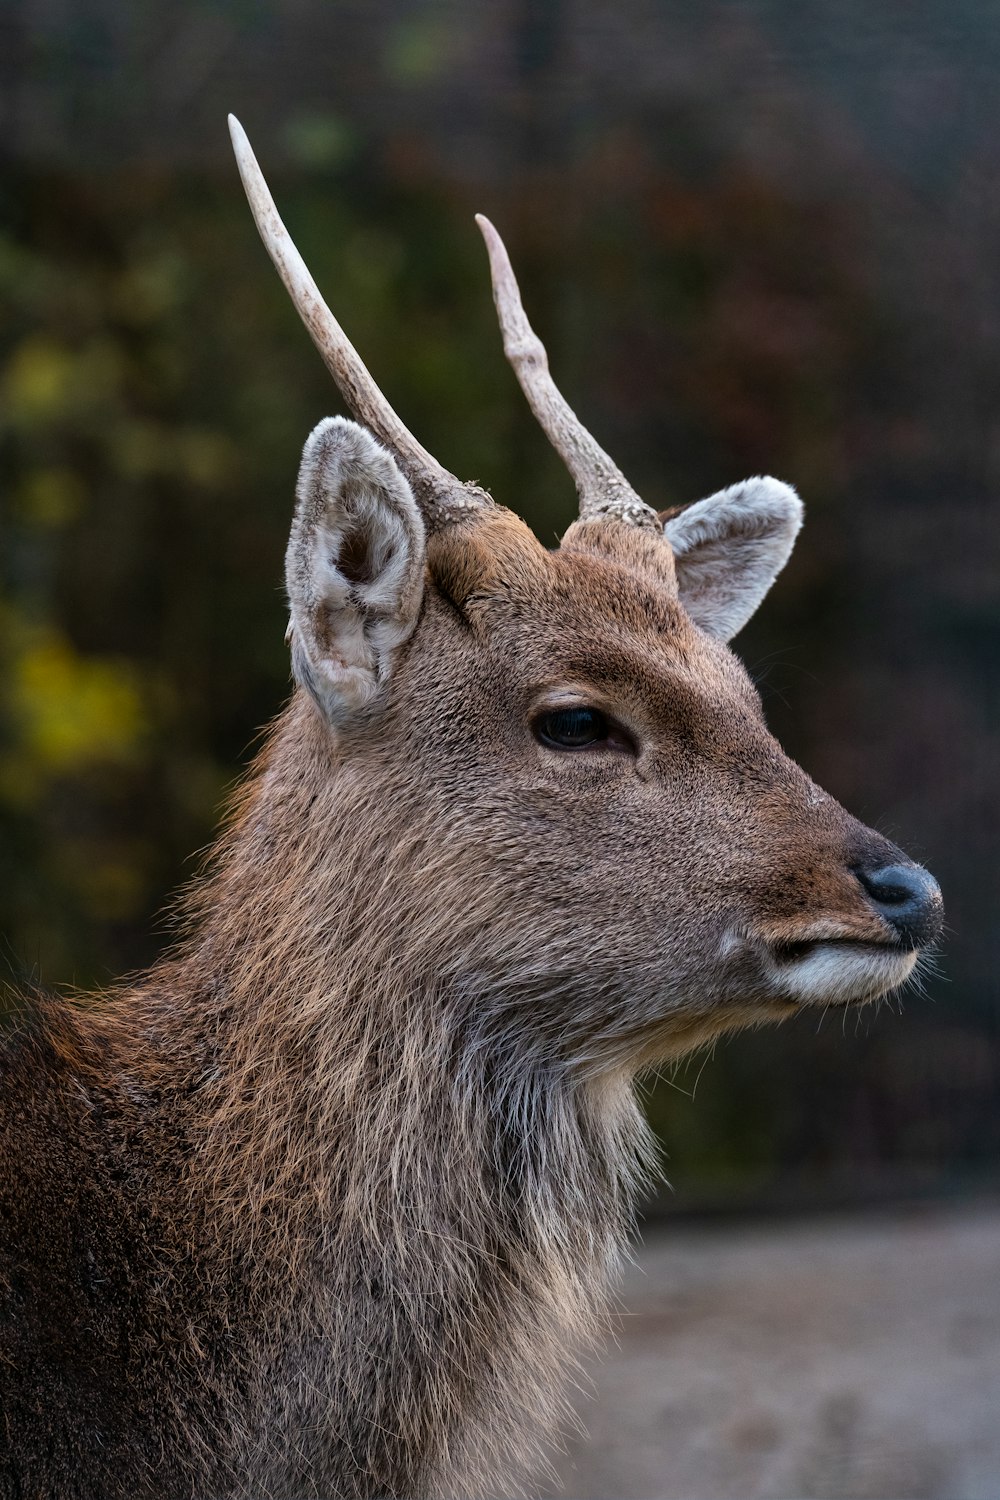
[286,417,426,724]
[662,477,802,641]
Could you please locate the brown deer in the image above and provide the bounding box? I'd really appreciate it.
[0,116,943,1500]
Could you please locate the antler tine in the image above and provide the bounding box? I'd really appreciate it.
[229,115,488,527]
[475,215,659,532]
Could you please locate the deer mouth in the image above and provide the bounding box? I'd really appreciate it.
[764,938,917,1007]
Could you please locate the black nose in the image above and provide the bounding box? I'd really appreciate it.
[854,861,944,949]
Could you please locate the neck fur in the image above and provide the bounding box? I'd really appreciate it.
[130,695,653,1495]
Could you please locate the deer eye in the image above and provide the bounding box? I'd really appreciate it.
[534,706,610,750]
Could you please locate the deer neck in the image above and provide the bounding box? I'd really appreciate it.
[166,695,646,1255]
[139,694,650,1490]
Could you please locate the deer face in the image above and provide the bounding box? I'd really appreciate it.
[280,419,942,1068]
[230,118,942,1066]
[419,509,940,1063]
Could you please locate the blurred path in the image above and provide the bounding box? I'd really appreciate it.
[544,1203,1000,1500]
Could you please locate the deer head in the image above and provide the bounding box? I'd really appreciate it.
[229,117,942,1074]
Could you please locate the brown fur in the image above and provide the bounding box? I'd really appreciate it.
[0,501,935,1499]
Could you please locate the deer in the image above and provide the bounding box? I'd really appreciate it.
[0,115,943,1500]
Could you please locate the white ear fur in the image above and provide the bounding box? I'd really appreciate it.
[286,417,426,724]
[663,477,803,641]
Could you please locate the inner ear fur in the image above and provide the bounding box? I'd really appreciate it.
[286,417,426,724]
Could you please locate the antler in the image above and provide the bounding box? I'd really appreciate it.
[229,115,489,528]
[475,215,659,532]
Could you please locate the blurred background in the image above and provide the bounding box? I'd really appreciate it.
[2,3,998,1493]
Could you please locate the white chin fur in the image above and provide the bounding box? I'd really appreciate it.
[768,943,917,1007]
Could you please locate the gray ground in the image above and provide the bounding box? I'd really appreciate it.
[544,1203,1000,1500]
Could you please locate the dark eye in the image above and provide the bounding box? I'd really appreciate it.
[534,706,610,750]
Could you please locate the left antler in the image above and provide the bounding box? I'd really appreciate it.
[230,115,491,530]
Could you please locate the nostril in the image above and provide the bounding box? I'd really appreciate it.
[854,861,944,949]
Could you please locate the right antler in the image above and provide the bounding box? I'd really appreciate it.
[476,215,659,532]
[229,115,490,530]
